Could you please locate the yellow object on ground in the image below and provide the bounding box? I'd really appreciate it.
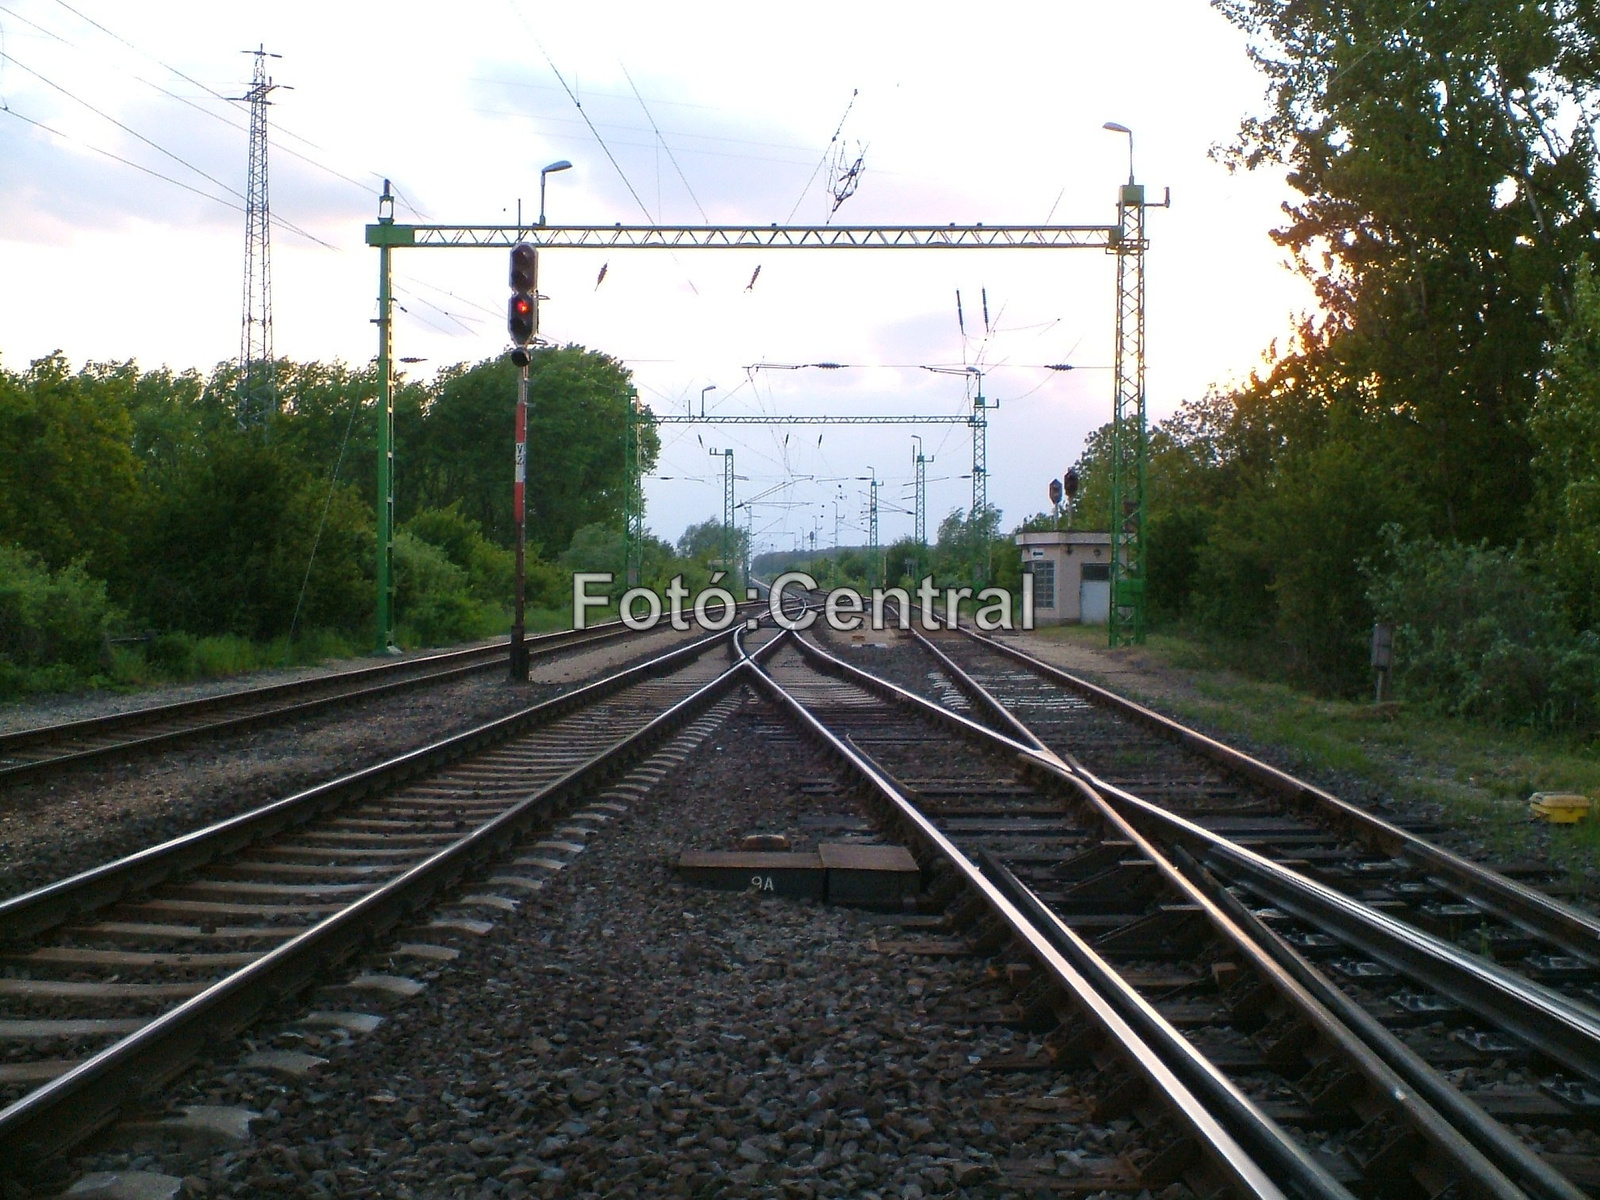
[1529,792,1593,823]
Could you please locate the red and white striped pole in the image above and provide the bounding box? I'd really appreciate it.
[511,362,529,680]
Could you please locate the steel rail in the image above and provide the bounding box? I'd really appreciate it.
[0,627,731,942]
[976,857,1555,1200]
[732,637,1301,1200]
[1174,846,1586,1200]
[881,623,1584,1200]
[0,621,643,785]
[957,630,1600,966]
[1075,765,1600,1084]
[0,621,791,1169]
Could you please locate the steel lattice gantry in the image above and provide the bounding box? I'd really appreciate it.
[1107,187,1148,646]
[365,201,1154,648]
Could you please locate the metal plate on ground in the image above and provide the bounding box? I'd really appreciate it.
[818,843,920,908]
[675,851,826,898]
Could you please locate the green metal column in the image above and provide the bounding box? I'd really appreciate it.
[721,448,736,585]
[623,401,644,587]
[1108,182,1148,646]
[867,473,880,586]
[374,184,398,654]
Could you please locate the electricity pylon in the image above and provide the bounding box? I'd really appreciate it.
[236,45,282,426]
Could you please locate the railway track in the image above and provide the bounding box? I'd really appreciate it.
[739,619,1599,1198]
[906,629,1600,1106]
[15,587,1600,1197]
[0,616,789,1174]
[0,622,642,786]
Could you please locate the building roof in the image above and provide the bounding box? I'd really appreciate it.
[1014,530,1113,546]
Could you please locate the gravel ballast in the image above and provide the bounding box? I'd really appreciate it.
[53,689,1140,1200]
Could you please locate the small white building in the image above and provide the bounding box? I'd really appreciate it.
[1016,530,1114,625]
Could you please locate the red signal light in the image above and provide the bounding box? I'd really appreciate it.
[508,293,535,344]
[508,242,538,345]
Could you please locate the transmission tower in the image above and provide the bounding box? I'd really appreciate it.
[236,46,282,426]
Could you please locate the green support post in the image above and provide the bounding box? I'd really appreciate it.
[374,183,399,654]
[623,401,644,588]
[1108,181,1148,646]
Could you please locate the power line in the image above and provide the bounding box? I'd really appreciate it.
[40,0,427,219]
[2,49,244,201]
[501,3,653,222]
[1,102,246,210]
[0,49,336,249]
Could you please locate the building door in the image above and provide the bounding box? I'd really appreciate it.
[1079,562,1110,624]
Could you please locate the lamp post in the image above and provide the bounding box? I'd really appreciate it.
[1102,121,1133,185]
[700,384,717,418]
[538,160,572,226]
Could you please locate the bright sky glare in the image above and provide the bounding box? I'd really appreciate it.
[0,0,1315,554]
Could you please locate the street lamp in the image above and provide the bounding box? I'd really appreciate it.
[539,159,572,226]
[1102,122,1133,185]
[700,384,717,418]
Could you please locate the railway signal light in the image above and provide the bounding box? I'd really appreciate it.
[508,243,537,345]
[1048,478,1063,507]
[1063,468,1080,501]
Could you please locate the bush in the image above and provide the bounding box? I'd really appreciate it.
[400,504,514,604]
[134,428,373,641]
[0,544,121,696]
[393,531,496,646]
[1365,529,1600,731]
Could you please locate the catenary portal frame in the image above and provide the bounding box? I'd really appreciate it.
[365,183,1154,650]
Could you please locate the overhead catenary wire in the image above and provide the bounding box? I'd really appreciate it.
[620,62,707,222]
[786,87,857,223]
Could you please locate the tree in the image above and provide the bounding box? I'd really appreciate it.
[1530,255,1600,628]
[1215,0,1600,544]
[134,427,372,640]
[0,354,142,583]
[413,347,658,555]
[676,517,748,571]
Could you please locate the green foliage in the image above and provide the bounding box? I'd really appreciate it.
[0,354,142,582]
[413,347,657,554]
[134,628,357,683]
[676,517,749,573]
[1365,529,1600,732]
[392,531,489,646]
[1530,255,1600,630]
[0,342,658,688]
[400,503,513,604]
[1215,0,1600,545]
[1195,437,1412,691]
[0,543,121,696]
[135,427,373,641]
[932,505,1002,585]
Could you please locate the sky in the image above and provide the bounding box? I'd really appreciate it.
[0,0,1316,555]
